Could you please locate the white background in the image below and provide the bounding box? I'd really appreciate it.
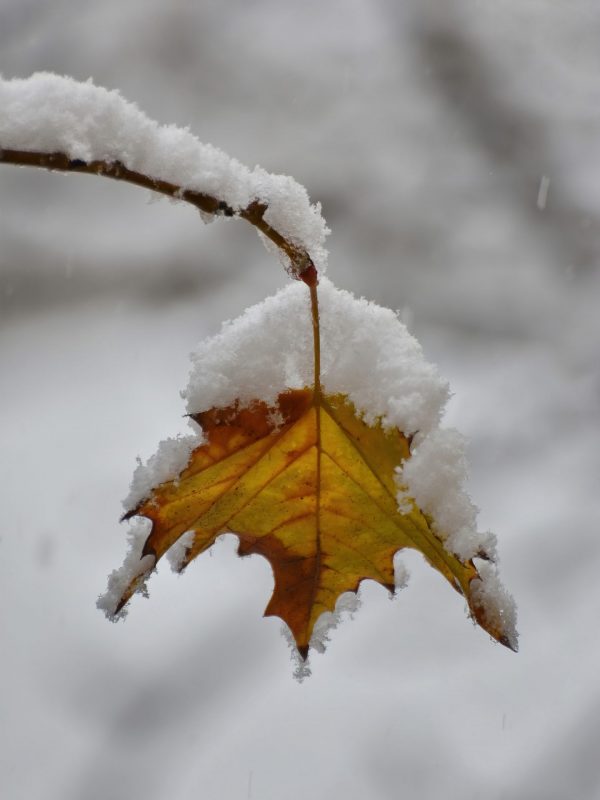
[1,2,599,798]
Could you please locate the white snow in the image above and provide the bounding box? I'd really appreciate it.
[470,562,519,652]
[0,72,329,272]
[96,518,154,619]
[397,428,497,563]
[166,530,196,573]
[397,428,517,649]
[124,433,200,512]
[309,591,362,655]
[393,554,410,591]
[183,277,449,435]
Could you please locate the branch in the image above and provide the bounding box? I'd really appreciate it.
[0,147,316,281]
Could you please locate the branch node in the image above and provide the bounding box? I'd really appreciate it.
[246,199,268,221]
[217,200,235,217]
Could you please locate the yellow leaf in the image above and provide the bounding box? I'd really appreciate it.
[109,275,516,659]
[118,386,512,658]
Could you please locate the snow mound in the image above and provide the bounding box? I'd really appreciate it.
[184,277,449,435]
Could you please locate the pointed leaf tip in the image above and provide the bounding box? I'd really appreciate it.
[297,643,310,661]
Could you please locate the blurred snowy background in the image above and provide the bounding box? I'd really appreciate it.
[1,1,600,798]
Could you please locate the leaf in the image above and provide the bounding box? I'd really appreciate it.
[106,276,517,659]
[117,386,513,658]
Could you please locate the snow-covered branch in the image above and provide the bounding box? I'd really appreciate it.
[0,73,329,278]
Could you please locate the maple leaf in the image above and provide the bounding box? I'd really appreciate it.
[118,388,509,658]
[104,272,517,659]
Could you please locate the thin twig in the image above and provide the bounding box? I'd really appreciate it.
[0,148,316,279]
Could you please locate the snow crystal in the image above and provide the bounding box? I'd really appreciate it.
[124,433,200,512]
[537,175,550,211]
[166,530,196,573]
[282,627,313,682]
[397,428,497,562]
[309,591,362,655]
[282,592,362,681]
[396,428,517,648]
[393,554,410,591]
[0,72,329,271]
[184,277,449,436]
[470,562,519,651]
[96,518,154,620]
[285,556,409,669]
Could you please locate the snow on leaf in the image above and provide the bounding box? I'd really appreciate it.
[100,278,517,658]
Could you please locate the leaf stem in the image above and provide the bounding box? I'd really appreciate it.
[300,264,321,402]
[0,148,317,280]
